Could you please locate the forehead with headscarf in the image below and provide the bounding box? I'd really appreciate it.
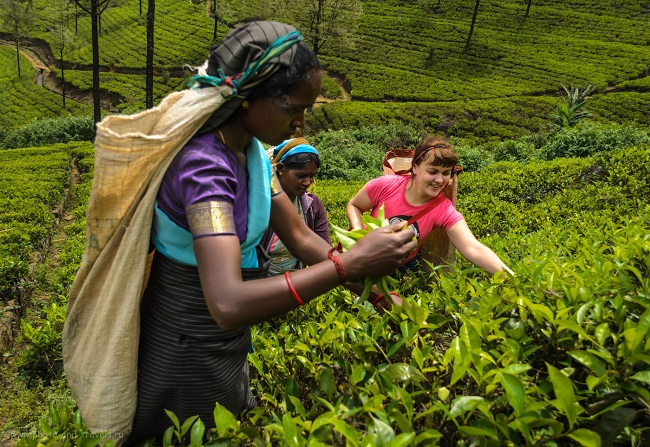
[271,137,318,167]
[195,21,303,134]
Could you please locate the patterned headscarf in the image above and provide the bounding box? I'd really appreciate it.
[192,21,303,134]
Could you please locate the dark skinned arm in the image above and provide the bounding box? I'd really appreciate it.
[195,192,416,330]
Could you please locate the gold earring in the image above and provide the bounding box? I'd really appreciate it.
[242,100,250,109]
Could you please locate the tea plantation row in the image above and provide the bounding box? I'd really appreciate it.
[1,136,648,445]
[2,0,649,142]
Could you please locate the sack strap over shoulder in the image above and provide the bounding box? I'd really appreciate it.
[406,192,446,226]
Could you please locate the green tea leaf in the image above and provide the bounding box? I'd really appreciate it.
[500,373,526,417]
[569,350,606,376]
[213,403,237,437]
[548,364,578,427]
[566,428,602,447]
[282,413,300,447]
[630,370,650,385]
[189,418,205,447]
[165,409,180,431]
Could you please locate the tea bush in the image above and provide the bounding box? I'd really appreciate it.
[307,97,554,144]
[454,145,495,172]
[312,125,421,181]
[320,74,343,100]
[0,146,72,304]
[7,143,648,446]
[539,122,650,161]
[0,116,95,150]
[17,301,66,386]
[493,140,541,163]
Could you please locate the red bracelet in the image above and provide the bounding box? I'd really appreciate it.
[373,292,401,307]
[284,271,304,306]
[327,247,347,284]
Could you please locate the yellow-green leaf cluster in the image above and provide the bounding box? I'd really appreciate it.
[331,205,398,303]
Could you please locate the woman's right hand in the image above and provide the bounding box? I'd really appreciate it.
[339,221,417,278]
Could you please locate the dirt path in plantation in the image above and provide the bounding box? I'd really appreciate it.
[3,40,350,109]
[19,47,49,71]
[43,160,81,270]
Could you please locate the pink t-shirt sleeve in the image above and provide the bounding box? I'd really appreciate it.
[437,200,464,230]
[365,175,404,213]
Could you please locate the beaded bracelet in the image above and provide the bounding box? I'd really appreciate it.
[327,247,347,284]
[284,271,304,305]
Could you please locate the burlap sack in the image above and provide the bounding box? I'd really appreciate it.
[62,84,232,439]
[382,149,458,269]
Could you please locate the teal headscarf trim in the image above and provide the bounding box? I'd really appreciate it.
[188,30,303,96]
[273,139,319,164]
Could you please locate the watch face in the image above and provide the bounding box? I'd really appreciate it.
[389,215,420,240]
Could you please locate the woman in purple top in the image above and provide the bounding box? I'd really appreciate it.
[127,21,417,444]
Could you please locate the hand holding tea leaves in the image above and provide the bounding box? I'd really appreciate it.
[331,205,410,304]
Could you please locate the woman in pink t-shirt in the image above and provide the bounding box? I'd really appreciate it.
[347,136,513,275]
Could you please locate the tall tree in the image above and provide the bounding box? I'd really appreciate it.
[463,0,480,54]
[205,0,219,42]
[47,0,79,108]
[145,0,154,108]
[0,0,33,77]
[525,0,532,17]
[75,0,113,125]
[279,0,362,56]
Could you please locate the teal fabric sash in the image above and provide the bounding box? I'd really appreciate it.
[152,138,272,268]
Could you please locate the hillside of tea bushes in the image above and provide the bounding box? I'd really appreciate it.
[1,131,648,445]
[1,0,649,444]
[1,0,649,145]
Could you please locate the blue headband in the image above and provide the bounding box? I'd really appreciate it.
[272,138,319,164]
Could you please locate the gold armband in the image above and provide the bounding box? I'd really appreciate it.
[186,201,235,237]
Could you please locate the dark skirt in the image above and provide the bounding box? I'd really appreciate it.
[127,250,268,445]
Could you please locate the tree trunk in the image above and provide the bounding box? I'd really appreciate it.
[211,0,217,42]
[463,0,480,54]
[15,39,21,77]
[13,15,21,78]
[312,0,324,56]
[145,0,155,109]
[91,0,101,126]
[60,46,66,109]
[525,0,532,17]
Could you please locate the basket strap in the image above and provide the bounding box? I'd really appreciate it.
[406,193,446,226]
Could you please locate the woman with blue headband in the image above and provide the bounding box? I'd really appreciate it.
[262,137,331,275]
[126,21,416,444]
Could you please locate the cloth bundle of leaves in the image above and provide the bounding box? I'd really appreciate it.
[331,205,401,303]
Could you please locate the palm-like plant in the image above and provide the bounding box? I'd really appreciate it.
[549,83,596,129]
